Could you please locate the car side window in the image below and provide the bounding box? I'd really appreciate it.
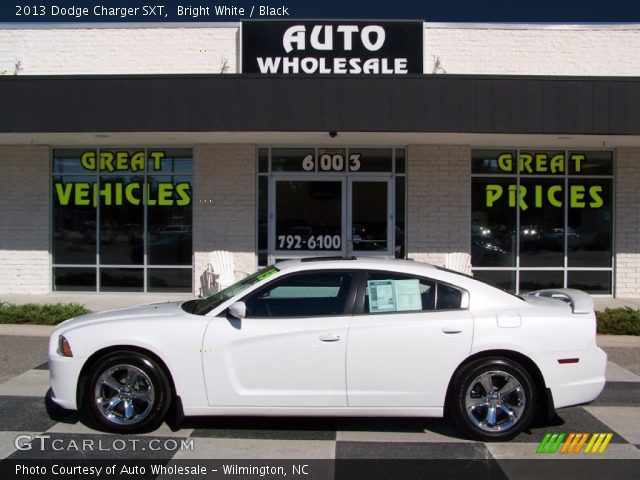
[243,271,353,318]
[436,283,463,310]
[363,272,463,314]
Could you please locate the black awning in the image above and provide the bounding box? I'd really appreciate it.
[1,74,639,135]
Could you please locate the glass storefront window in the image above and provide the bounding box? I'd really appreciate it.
[472,270,517,294]
[567,178,612,268]
[52,175,97,265]
[471,177,517,268]
[471,149,614,294]
[271,148,316,172]
[519,270,564,292]
[518,178,565,267]
[99,175,145,265]
[348,148,392,172]
[395,176,405,259]
[567,270,612,295]
[52,148,193,292]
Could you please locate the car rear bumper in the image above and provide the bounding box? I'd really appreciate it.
[546,345,607,409]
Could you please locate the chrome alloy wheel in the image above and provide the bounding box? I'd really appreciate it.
[464,370,526,432]
[94,364,155,425]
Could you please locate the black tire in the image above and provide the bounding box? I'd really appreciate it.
[84,351,171,433]
[449,357,537,441]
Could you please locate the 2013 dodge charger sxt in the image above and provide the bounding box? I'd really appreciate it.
[48,258,607,440]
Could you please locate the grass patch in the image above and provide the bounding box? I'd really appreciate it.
[596,307,640,336]
[0,302,90,325]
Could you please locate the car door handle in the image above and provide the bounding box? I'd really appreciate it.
[319,334,341,342]
[441,327,463,334]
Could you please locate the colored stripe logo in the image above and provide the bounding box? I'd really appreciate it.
[536,433,613,454]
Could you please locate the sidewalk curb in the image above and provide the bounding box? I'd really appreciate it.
[597,334,640,348]
[0,324,55,337]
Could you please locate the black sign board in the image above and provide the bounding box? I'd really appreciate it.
[242,20,423,75]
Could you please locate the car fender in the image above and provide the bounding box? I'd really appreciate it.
[57,316,210,408]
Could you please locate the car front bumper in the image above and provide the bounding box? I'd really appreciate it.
[48,336,84,411]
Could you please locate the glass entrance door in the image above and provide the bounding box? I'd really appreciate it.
[271,178,346,260]
[269,176,393,261]
[347,178,393,257]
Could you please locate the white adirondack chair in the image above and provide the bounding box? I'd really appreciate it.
[200,251,249,296]
[444,252,473,276]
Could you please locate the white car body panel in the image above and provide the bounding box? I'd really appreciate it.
[346,309,473,407]
[49,302,210,409]
[203,315,349,406]
[48,257,606,422]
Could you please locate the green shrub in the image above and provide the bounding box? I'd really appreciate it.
[596,307,640,336]
[0,302,90,325]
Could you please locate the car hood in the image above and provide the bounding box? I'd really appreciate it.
[54,301,186,332]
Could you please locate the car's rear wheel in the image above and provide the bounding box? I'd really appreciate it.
[85,351,171,433]
[450,357,536,441]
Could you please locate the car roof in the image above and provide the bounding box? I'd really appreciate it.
[274,257,438,272]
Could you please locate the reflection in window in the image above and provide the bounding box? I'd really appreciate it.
[519,178,564,268]
[567,271,612,295]
[471,178,516,267]
[472,270,516,294]
[147,175,192,266]
[52,149,193,292]
[519,271,563,293]
[275,181,342,252]
[148,268,192,293]
[395,176,405,259]
[352,181,388,252]
[99,176,144,265]
[52,176,97,265]
[471,149,613,294]
[101,268,144,293]
[568,179,612,268]
[244,271,352,317]
[53,267,96,292]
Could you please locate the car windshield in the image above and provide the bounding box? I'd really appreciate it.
[190,266,279,315]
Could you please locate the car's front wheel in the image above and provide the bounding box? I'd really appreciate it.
[450,357,536,441]
[85,351,171,433]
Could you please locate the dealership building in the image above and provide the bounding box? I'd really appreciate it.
[0,21,639,297]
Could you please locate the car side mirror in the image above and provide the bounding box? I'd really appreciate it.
[228,301,246,320]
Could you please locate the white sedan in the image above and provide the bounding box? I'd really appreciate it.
[48,258,606,441]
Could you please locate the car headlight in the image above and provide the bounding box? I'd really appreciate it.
[57,335,73,357]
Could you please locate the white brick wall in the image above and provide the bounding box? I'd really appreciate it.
[0,146,50,294]
[407,145,471,266]
[193,144,256,296]
[615,148,640,298]
[2,24,640,76]
[0,26,238,75]
[424,25,640,76]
